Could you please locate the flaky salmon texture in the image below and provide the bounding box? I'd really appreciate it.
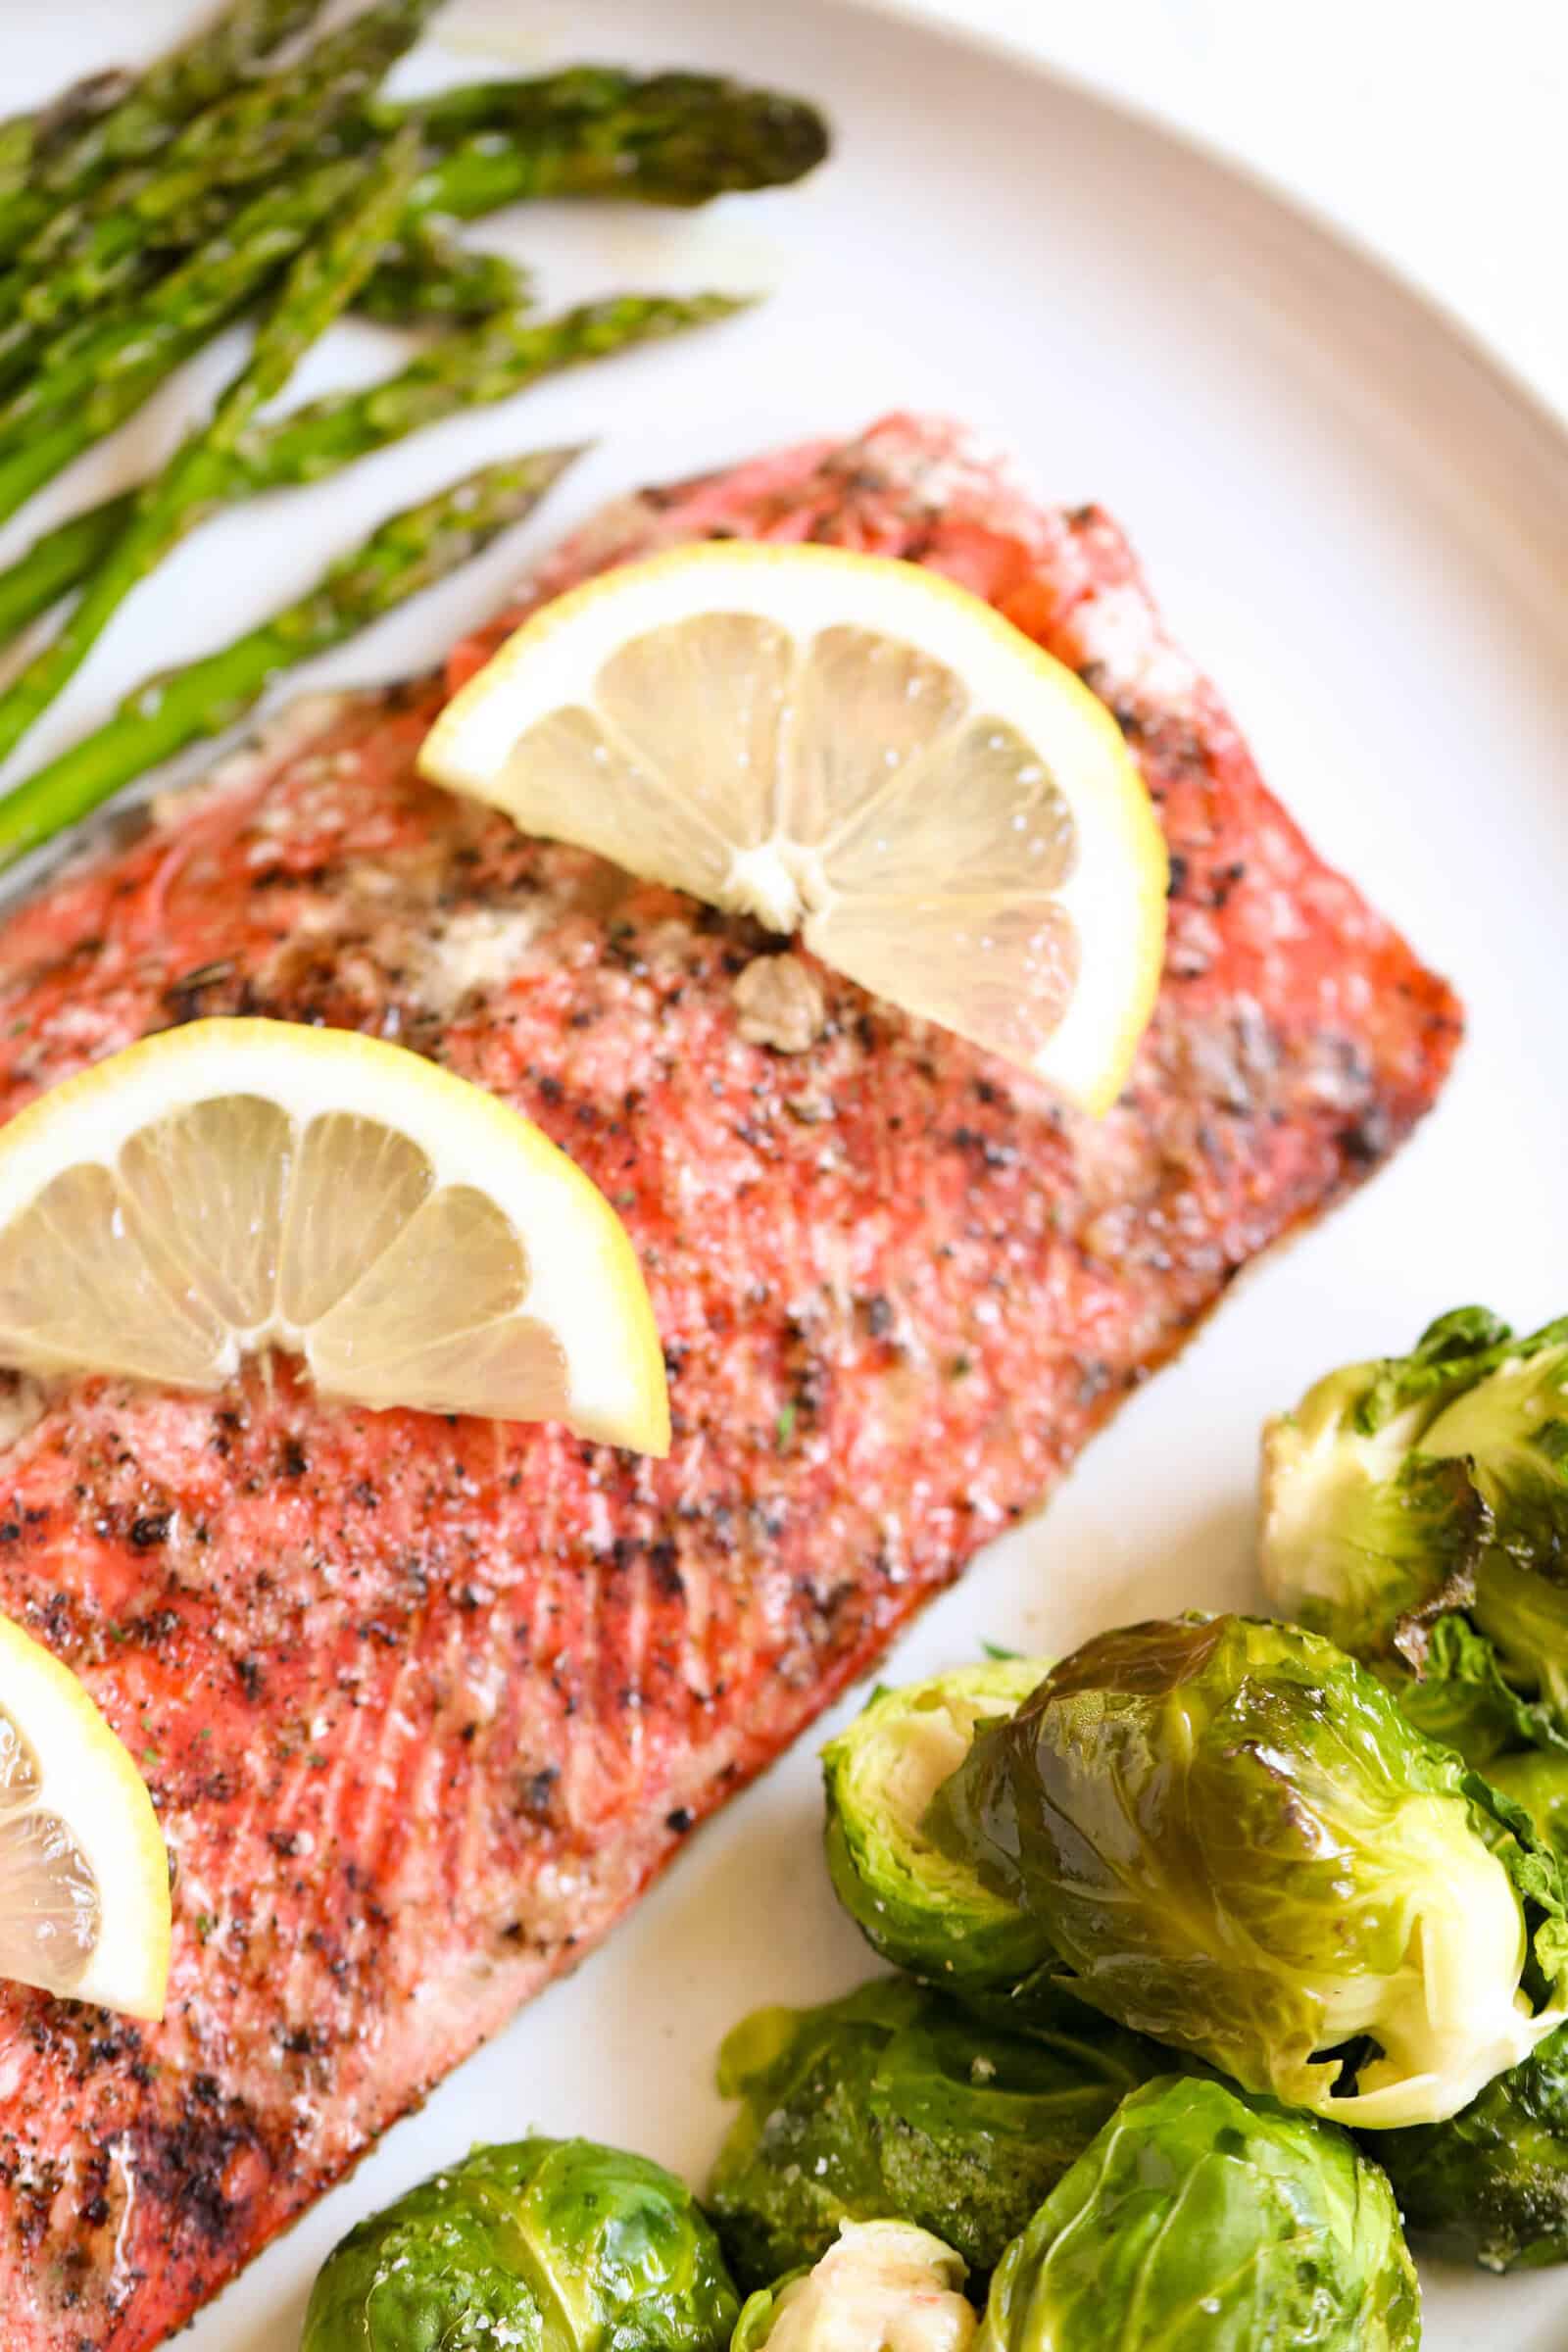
[0,414,1458,2347]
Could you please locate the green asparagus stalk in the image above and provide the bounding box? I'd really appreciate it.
[0,70,132,203]
[373,68,636,145]
[388,67,829,201]
[3,0,441,326]
[1,62,820,361]
[407,71,829,216]
[358,224,529,323]
[0,155,363,458]
[32,0,329,186]
[0,324,216,531]
[0,129,423,771]
[0,122,31,206]
[0,67,815,519]
[0,1,327,263]
[240,291,747,481]
[0,447,579,868]
[0,209,524,400]
[0,500,132,648]
[0,293,743,647]
[10,61,821,333]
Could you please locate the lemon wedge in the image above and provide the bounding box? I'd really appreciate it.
[0,1018,667,1451]
[0,1608,171,2018]
[419,542,1167,1113]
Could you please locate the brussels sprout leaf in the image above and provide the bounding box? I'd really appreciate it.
[976,2076,1420,2351]
[708,1977,1163,2290]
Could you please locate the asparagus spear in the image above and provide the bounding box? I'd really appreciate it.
[0,129,423,770]
[0,71,132,203]
[0,500,131,648]
[31,0,329,186]
[2,62,820,359]
[0,446,578,868]
[411,73,832,219]
[240,291,747,480]
[374,68,634,144]
[0,70,812,510]
[4,0,441,324]
[0,293,743,646]
[0,208,525,396]
[385,65,832,202]
[0,1,326,263]
[357,224,529,323]
[0,155,363,457]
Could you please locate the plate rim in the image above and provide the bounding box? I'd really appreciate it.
[825,0,1568,456]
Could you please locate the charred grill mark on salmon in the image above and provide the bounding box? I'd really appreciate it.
[0,415,1459,2347]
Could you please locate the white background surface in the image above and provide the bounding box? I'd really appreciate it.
[864,0,1568,425]
[7,6,1568,2350]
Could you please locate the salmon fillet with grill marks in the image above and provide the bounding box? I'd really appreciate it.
[0,414,1458,2347]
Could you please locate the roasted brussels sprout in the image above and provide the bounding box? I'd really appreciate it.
[707,1975,1163,2289]
[731,2223,975,2352]
[302,2135,739,2352]
[822,1660,1054,1995]
[927,1613,1568,2126]
[1376,2019,1568,2271]
[1261,1305,1568,1763]
[976,2076,1420,2352]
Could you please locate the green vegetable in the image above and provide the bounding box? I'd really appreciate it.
[822,1660,1054,1997]
[1491,1748,1568,1863]
[1,60,819,360]
[0,0,326,259]
[707,1976,1163,2291]
[0,59,815,526]
[731,2223,974,2352]
[357,223,529,323]
[4,0,440,331]
[0,155,365,496]
[976,2076,1420,2352]
[408,71,829,219]
[927,1612,1568,2126]
[0,127,422,772]
[1377,2019,1568,2271]
[302,2133,740,2352]
[0,293,741,652]
[0,446,578,869]
[1261,1306,1568,1763]
[0,69,131,207]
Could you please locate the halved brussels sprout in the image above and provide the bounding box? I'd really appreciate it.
[1261,1306,1568,1764]
[976,2076,1420,2352]
[927,1613,1568,2127]
[1377,2018,1568,2271]
[732,2223,975,2352]
[707,1975,1163,2289]
[302,2135,739,2352]
[822,1659,1052,1992]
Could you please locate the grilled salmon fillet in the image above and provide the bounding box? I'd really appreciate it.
[0,415,1459,2347]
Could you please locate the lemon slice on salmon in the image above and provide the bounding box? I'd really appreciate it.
[0,1608,171,2018]
[0,1018,667,1451]
[419,543,1167,1113]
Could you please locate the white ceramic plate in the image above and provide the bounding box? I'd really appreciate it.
[10,6,1568,2346]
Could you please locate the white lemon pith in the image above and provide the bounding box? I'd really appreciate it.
[0,1609,171,2018]
[0,1019,667,1452]
[419,543,1168,1113]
